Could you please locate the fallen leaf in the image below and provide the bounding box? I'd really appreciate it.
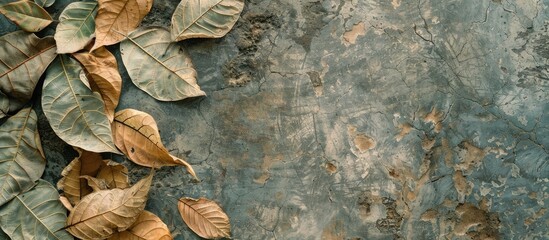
[80,175,110,192]
[57,148,103,205]
[91,0,153,51]
[0,31,56,113]
[97,160,129,189]
[0,0,52,32]
[178,197,231,239]
[171,0,244,41]
[55,1,98,53]
[73,46,122,122]
[113,109,197,179]
[34,0,54,7]
[120,27,205,101]
[0,108,45,207]
[59,195,73,211]
[108,211,173,240]
[0,180,73,240]
[66,172,153,239]
[41,55,120,154]
[0,92,8,119]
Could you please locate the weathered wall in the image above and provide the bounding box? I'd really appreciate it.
[9,0,548,239]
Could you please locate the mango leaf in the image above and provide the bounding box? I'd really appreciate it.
[57,148,103,205]
[171,0,244,42]
[0,31,56,113]
[91,0,152,51]
[42,55,119,154]
[0,107,45,207]
[113,109,197,179]
[34,0,54,7]
[96,160,129,189]
[120,27,205,101]
[66,172,153,239]
[178,197,231,239]
[73,46,122,122]
[108,211,173,240]
[55,1,98,53]
[0,0,52,32]
[0,180,73,240]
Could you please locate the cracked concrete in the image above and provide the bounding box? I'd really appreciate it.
[3,0,544,239]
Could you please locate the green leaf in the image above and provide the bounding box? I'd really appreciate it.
[0,92,8,119]
[34,0,54,7]
[120,27,205,101]
[0,107,45,207]
[170,0,244,42]
[55,1,98,54]
[42,55,119,154]
[0,0,52,32]
[0,180,73,240]
[0,31,57,113]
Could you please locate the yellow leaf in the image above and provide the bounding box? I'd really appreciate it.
[178,197,231,239]
[73,47,122,122]
[66,172,154,239]
[91,0,152,51]
[96,160,130,189]
[57,148,103,205]
[108,211,173,240]
[113,109,197,179]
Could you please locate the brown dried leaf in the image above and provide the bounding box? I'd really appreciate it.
[73,47,122,122]
[57,148,103,205]
[97,160,129,189]
[66,172,153,239]
[80,175,109,192]
[91,0,153,51]
[178,197,231,239]
[108,211,173,240]
[113,109,197,179]
[0,0,52,32]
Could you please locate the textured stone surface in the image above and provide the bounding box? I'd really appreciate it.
[2,0,547,239]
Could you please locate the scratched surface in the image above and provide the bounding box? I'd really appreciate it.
[7,0,547,239]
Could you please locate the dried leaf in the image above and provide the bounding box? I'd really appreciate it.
[0,92,9,119]
[0,0,52,32]
[170,0,244,42]
[0,180,73,240]
[34,0,54,7]
[113,109,197,178]
[66,173,154,239]
[55,1,98,53]
[0,108,45,206]
[97,160,129,189]
[41,55,119,154]
[73,46,122,122]
[0,31,56,113]
[59,195,73,211]
[80,175,109,192]
[120,27,205,101]
[57,149,103,205]
[91,0,153,51]
[108,211,173,240]
[178,197,231,239]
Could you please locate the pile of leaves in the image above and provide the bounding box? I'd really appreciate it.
[0,0,244,239]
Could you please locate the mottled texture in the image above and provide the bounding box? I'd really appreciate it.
[14,0,549,239]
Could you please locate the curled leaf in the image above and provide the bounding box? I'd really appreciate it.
[41,55,119,154]
[0,31,56,113]
[97,160,129,189]
[91,0,153,51]
[73,46,122,122]
[80,175,109,192]
[113,109,197,179]
[55,1,98,53]
[0,180,73,240]
[108,211,173,240]
[0,0,52,32]
[0,108,45,206]
[120,27,205,101]
[178,197,231,239]
[171,0,244,41]
[57,148,102,205]
[66,172,154,239]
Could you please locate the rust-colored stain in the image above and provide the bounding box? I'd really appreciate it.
[424,108,444,133]
[457,141,486,172]
[343,22,366,46]
[321,219,346,240]
[354,134,376,152]
[396,123,412,141]
[454,203,500,239]
[453,170,471,202]
[325,162,337,174]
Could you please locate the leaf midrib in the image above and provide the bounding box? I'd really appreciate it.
[177,0,224,35]
[15,189,62,240]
